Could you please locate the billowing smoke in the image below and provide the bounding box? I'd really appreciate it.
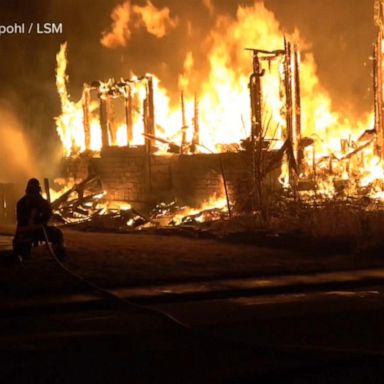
[101,0,179,48]
[0,102,38,183]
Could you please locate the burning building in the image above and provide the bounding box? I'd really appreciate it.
[51,1,384,227]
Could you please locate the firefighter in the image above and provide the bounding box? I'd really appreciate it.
[12,178,66,262]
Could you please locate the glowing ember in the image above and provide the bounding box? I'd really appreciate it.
[171,196,228,225]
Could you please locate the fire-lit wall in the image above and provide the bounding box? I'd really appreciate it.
[60,147,282,211]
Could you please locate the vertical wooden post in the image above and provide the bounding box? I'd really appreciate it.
[375,34,384,159]
[144,76,155,153]
[82,85,91,151]
[180,90,187,154]
[293,47,302,170]
[249,50,264,211]
[284,39,293,144]
[329,158,333,174]
[99,95,109,149]
[284,39,298,193]
[341,139,350,177]
[144,76,155,190]
[192,93,200,153]
[108,97,117,146]
[125,85,133,146]
[249,54,263,141]
[374,43,379,148]
[218,155,232,218]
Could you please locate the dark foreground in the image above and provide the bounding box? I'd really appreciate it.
[1,228,384,383]
[1,285,384,383]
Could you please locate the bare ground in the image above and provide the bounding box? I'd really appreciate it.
[1,224,384,301]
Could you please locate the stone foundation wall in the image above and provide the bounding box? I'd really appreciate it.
[61,147,281,210]
[59,155,90,181]
[91,147,148,204]
[170,153,248,206]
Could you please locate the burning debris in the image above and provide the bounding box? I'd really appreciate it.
[51,176,105,223]
[173,207,227,226]
[50,176,148,231]
[50,176,230,232]
[151,198,229,226]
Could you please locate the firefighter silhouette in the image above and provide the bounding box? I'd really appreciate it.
[13,178,66,261]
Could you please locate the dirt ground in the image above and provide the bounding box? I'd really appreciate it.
[1,224,384,301]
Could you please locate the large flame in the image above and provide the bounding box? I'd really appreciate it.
[101,0,178,48]
[55,1,384,202]
[55,42,85,155]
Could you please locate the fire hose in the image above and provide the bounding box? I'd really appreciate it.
[40,225,191,331]
[40,225,384,361]
[40,227,266,357]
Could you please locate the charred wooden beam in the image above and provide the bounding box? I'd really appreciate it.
[293,46,302,169]
[51,176,100,210]
[283,39,300,195]
[82,84,91,151]
[248,50,265,210]
[374,34,384,159]
[249,52,264,140]
[374,42,379,152]
[284,39,293,145]
[192,93,200,153]
[312,144,317,178]
[143,132,180,153]
[340,139,374,161]
[106,96,117,146]
[218,154,232,218]
[68,192,106,209]
[125,85,133,146]
[99,95,109,149]
[144,76,155,153]
[144,76,155,190]
[245,48,285,56]
[180,90,187,154]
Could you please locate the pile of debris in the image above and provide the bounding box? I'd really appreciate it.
[51,176,147,232]
[51,177,229,232]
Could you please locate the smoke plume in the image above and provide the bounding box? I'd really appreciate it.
[0,102,38,183]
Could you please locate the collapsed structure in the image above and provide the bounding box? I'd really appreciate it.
[56,2,383,221]
[57,39,302,219]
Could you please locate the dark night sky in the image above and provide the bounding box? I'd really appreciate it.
[0,0,376,172]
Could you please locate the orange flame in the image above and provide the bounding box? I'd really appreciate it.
[101,0,178,48]
[56,2,384,202]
